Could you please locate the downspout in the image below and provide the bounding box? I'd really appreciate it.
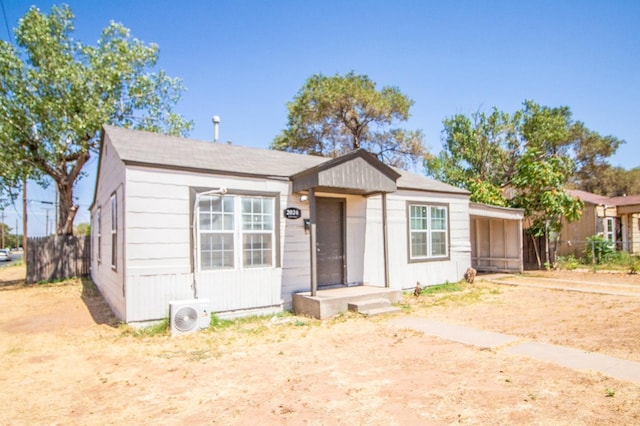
[382,192,390,288]
[192,187,227,299]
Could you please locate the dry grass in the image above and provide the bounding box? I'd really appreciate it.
[1,266,640,424]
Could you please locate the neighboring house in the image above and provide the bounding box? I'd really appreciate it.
[558,189,640,257]
[91,125,479,324]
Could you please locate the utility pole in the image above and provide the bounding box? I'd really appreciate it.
[23,178,27,255]
[1,209,4,249]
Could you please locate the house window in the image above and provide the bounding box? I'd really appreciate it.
[96,207,101,264]
[604,217,615,244]
[241,197,273,267]
[408,202,449,261]
[111,194,117,269]
[199,195,235,269]
[197,193,275,270]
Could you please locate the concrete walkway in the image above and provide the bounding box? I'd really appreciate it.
[391,317,640,385]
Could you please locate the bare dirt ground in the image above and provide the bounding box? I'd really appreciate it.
[1,265,640,425]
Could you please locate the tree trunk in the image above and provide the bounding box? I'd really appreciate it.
[531,233,542,270]
[545,234,550,267]
[50,150,89,236]
[57,179,78,235]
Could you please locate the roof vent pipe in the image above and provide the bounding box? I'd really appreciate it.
[212,115,220,143]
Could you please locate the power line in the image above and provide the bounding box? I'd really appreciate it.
[0,0,13,45]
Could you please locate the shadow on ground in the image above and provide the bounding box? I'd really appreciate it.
[80,277,119,327]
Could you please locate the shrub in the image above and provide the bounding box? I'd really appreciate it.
[583,235,615,264]
[556,255,579,270]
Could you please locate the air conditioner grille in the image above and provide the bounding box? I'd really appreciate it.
[173,306,199,332]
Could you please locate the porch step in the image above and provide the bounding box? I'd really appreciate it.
[293,286,403,320]
[348,298,401,317]
[359,306,402,317]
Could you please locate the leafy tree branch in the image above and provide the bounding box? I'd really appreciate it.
[0,5,193,234]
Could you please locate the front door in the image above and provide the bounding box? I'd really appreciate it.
[316,197,345,287]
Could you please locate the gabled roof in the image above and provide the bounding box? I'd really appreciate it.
[395,169,469,195]
[566,189,611,205]
[567,189,640,208]
[609,194,640,206]
[291,149,401,195]
[103,125,325,179]
[101,125,468,195]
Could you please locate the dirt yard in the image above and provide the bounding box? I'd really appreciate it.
[1,265,640,425]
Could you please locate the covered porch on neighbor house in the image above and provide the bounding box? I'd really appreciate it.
[614,197,640,254]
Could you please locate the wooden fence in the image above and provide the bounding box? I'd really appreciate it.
[522,231,557,270]
[26,235,90,284]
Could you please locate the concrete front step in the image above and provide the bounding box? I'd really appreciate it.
[348,298,402,317]
[293,286,403,319]
[359,306,402,317]
[348,298,392,312]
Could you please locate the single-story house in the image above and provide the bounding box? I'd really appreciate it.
[90,125,519,324]
[558,189,640,257]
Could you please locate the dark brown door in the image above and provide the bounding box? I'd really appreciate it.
[316,197,345,287]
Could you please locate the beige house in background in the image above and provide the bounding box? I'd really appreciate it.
[558,189,640,257]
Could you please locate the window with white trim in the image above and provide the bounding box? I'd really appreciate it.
[408,203,449,261]
[110,194,117,269]
[197,193,275,270]
[604,217,615,244]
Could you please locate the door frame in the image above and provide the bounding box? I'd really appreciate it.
[316,196,347,288]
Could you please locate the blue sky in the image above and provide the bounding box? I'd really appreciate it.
[1,0,639,237]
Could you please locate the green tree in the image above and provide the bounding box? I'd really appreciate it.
[616,168,640,195]
[430,100,625,198]
[520,100,573,156]
[0,5,192,235]
[428,100,591,268]
[569,122,624,195]
[0,222,21,249]
[426,108,522,205]
[511,148,583,267]
[74,222,90,236]
[271,72,426,168]
[0,223,9,249]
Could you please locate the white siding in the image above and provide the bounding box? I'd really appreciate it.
[90,136,126,321]
[195,268,283,313]
[284,190,472,305]
[364,191,471,289]
[126,273,194,322]
[345,195,367,285]
[362,196,386,285]
[123,166,290,321]
[280,189,312,309]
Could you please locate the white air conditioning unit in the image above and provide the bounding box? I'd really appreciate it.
[169,299,211,336]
